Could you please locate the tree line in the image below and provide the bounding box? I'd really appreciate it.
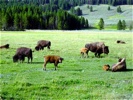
[0,3,89,30]
[0,0,132,11]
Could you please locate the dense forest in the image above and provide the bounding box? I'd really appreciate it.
[0,0,132,30]
[0,2,89,30]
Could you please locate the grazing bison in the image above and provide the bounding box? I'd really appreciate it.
[35,40,51,51]
[85,42,109,57]
[80,48,89,58]
[112,58,126,72]
[117,40,126,44]
[13,47,33,63]
[43,55,64,70]
[0,44,9,49]
[103,64,110,71]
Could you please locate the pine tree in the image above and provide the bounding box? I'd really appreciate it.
[122,20,126,30]
[98,18,104,30]
[108,6,110,11]
[129,24,132,30]
[117,6,122,13]
[90,6,93,12]
[117,20,122,30]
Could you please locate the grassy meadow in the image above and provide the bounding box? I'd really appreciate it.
[79,5,133,28]
[0,30,133,99]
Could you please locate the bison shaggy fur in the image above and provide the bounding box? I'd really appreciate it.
[85,42,109,57]
[35,40,51,51]
[112,58,126,72]
[13,47,33,63]
[43,55,64,70]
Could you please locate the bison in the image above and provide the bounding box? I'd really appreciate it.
[80,48,89,58]
[117,40,126,44]
[112,58,126,72]
[103,64,110,71]
[43,55,64,70]
[13,47,33,63]
[35,40,51,51]
[85,42,109,57]
[0,44,9,49]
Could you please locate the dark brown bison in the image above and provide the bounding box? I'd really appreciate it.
[103,64,110,71]
[43,55,64,70]
[0,44,9,49]
[117,40,126,44]
[35,40,51,51]
[80,48,89,58]
[13,47,33,63]
[85,42,109,57]
[112,58,126,72]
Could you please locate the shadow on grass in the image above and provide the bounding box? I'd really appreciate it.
[31,62,44,64]
[125,69,133,72]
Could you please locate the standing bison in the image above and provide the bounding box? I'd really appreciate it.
[35,40,51,51]
[43,55,64,71]
[80,48,89,58]
[13,47,33,63]
[85,42,109,57]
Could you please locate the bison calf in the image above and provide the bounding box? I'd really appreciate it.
[43,55,64,71]
[80,48,89,58]
[0,44,9,49]
[112,58,126,72]
[35,40,51,51]
[103,64,110,71]
[13,47,33,63]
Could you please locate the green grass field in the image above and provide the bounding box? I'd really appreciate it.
[0,30,133,99]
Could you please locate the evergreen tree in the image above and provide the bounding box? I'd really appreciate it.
[129,24,132,30]
[117,20,123,30]
[98,18,104,30]
[122,20,126,30]
[108,6,110,11]
[117,6,122,13]
[90,6,93,12]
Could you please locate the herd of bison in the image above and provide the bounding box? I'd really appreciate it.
[0,40,127,72]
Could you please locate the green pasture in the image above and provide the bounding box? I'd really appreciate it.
[0,31,133,99]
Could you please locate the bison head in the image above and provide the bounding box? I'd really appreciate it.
[104,46,109,54]
[13,55,18,62]
[35,46,40,51]
[59,57,64,63]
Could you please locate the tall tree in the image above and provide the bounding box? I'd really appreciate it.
[122,20,126,30]
[98,18,104,30]
[117,20,123,30]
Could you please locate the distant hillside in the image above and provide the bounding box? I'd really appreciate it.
[78,5,133,28]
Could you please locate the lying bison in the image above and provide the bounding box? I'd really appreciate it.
[13,47,33,63]
[35,40,51,51]
[43,55,64,70]
[80,48,89,58]
[0,44,9,49]
[112,58,126,72]
[85,42,109,57]
[117,40,126,44]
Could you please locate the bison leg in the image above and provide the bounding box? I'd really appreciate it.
[80,52,84,58]
[54,62,58,70]
[47,46,50,49]
[43,62,47,71]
